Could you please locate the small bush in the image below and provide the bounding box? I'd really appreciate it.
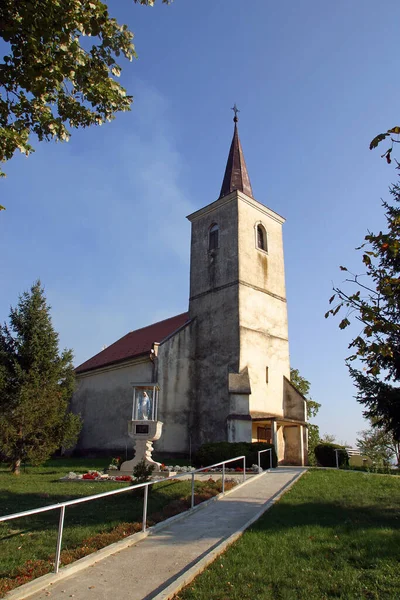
[133,460,155,483]
[194,442,277,469]
[314,443,349,468]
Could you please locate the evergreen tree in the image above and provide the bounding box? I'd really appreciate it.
[290,367,321,465]
[326,170,400,440]
[0,281,81,474]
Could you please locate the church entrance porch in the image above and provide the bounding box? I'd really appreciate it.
[251,417,307,466]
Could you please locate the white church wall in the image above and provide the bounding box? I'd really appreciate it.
[227,418,252,443]
[236,192,290,417]
[283,377,307,421]
[237,191,286,299]
[71,357,153,453]
[188,194,241,449]
[229,393,250,415]
[188,194,239,298]
[155,321,194,454]
[284,426,302,464]
[239,289,290,416]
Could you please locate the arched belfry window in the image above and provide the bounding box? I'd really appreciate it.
[209,224,219,250]
[256,223,267,252]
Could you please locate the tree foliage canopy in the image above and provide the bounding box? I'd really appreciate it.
[370,127,400,164]
[0,281,81,473]
[290,367,321,464]
[357,423,400,467]
[0,0,170,178]
[290,367,321,419]
[326,170,400,440]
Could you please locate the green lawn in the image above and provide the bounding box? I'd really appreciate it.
[176,469,400,600]
[0,457,223,596]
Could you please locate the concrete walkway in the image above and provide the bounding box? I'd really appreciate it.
[24,468,305,600]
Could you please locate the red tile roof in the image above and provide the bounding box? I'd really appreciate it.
[75,312,190,374]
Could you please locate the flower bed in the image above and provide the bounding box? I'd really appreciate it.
[60,462,263,483]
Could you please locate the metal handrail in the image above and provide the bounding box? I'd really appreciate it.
[257,448,273,471]
[0,455,247,573]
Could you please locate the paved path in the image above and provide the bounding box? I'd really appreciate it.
[27,468,305,600]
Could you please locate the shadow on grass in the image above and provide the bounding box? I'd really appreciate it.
[256,499,400,531]
[242,498,400,569]
[0,481,186,539]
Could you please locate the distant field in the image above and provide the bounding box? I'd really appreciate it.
[0,457,224,597]
[176,469,400,600]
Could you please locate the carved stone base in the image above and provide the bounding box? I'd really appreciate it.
[120,438,161,474]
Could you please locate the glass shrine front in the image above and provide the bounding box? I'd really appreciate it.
[131,385,159,421]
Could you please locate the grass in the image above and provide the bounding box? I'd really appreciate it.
[176,469,400,600]
[0,457,229,596]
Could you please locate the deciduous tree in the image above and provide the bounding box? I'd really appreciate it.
[0,0,170,179]
[290,367,321,464]
[0,281,81,474]
[357,424,400,467]
[326,169,400,441]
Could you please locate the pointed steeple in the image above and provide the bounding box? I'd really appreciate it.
[219,105,253,199]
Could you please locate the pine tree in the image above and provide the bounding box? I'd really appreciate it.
[327,169,400,440]
[0,281,81,474]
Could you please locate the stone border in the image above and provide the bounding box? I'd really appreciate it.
[5,471,266,600]
[151,469,307,600]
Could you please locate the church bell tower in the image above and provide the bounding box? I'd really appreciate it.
[186,108,303,462]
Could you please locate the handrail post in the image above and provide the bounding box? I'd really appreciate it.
[335,449,339,469]
[142,485,149,531]
[243,456,246,483]
[222,463,225,494]
[54,505,65,574]
[269,448,272,469]
[191,472,195,508]
[258,450,261,471]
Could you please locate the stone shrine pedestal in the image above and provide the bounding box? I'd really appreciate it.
[119,420,163,474]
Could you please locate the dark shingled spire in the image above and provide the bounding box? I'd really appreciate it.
[219,107,253,199]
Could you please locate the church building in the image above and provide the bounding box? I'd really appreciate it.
[71,112,308,465]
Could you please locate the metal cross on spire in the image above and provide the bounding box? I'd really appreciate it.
[231,103,240,123]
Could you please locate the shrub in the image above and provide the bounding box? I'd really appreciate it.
[314,443,349,468]
[132,460,155,483]
[193,442,277,469]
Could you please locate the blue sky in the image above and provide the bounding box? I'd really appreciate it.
[1,0,399,445]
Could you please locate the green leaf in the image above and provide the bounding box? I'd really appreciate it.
[339,318,350,330]
[339,266,348,271]
[363,254,371,266]
[329,294,336,304]
[369,133,390,150]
